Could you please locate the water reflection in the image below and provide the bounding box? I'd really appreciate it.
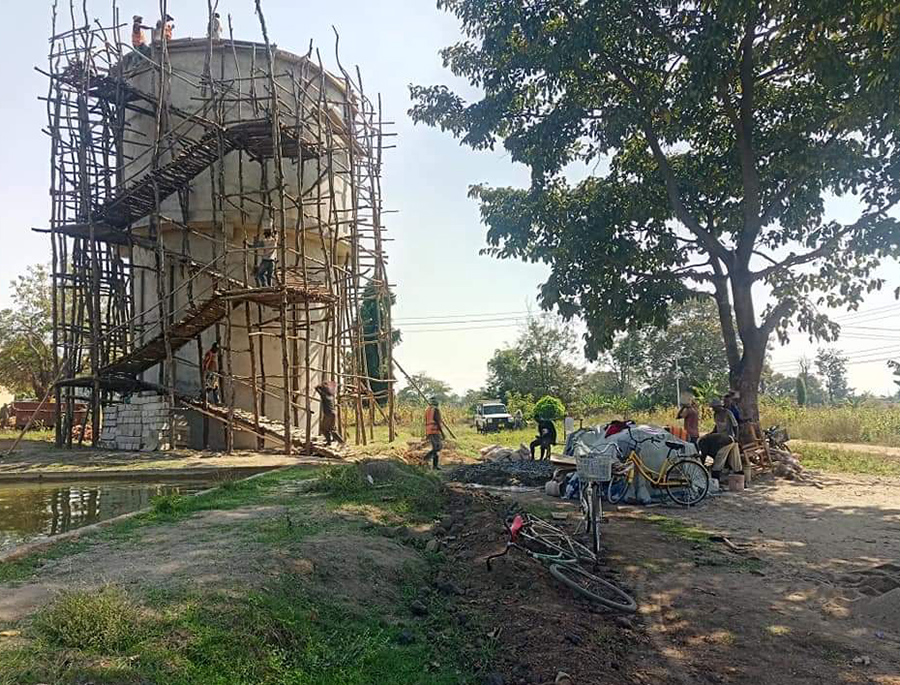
[0,480,214,552]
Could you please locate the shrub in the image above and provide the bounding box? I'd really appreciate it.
[533,395,566,420]
[34,586,139,653]
[505,391,535,420]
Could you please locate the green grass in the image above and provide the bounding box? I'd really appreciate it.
[1,571,486,685]
[0,459,487,685]
[0,538,91,585]
[796,445,900,477]
[644,514,713,546]
[314,461,446,522]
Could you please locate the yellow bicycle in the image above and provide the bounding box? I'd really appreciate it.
[606,427,710,507]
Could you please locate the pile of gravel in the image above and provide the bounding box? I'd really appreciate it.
[447,460,555,487]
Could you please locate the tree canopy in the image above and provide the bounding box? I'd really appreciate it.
[411,0,900,419]
[396,373,453,405]
[0,265,55,399]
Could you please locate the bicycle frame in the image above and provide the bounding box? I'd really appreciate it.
[486,513,582,571]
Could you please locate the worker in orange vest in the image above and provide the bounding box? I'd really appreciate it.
[131,16,151,55]
[424,396,445,470]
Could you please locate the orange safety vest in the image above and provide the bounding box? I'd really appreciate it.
[424,406,441,436]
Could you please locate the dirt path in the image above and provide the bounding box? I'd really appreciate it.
[792,440,900,459]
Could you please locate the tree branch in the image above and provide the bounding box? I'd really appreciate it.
[761,298,794,336]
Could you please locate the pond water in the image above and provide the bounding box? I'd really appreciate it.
[0,479,219,553]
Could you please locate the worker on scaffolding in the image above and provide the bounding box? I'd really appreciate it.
[131,16,151,56]
[152,14,174,44]
[254,223,278,288]
[208,12,222,40]
[202,342,220,405]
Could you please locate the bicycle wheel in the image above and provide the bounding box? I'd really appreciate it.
[607,469,630,504]
[588,482,601,556]
[524,520,597,563]
[664,459,710,506]
[548,563,637,614]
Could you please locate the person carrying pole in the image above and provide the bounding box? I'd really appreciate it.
[314,381,342,445]
[424,396,445,470]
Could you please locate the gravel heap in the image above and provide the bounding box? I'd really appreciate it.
[447,459,556,487]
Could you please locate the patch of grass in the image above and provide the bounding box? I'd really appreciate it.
[2,573,485,685]
[798,445,900,477]
[645,514,712,545]
[0,539,91,584]
[33,585,139,653]
[314,460,446,522]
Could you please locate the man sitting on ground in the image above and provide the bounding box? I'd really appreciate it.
[530,417,557,461]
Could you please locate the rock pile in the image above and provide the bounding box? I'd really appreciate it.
[447,459,555,487]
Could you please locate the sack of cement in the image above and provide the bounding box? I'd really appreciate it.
[480,444,502,458]
[481,445,512,461]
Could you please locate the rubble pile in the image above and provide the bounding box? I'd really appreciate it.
[447,459,555,487]
[770,448,804,479]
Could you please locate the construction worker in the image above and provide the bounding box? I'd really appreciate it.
[314,381,342,445]
[202,341,220,404]
[208,12,222,40]
[676,395,700,445]
[131,16,151,55]
[424,396,445,470]
[255,225,278,287]
[530,417,557,460]
[153,14,174,43]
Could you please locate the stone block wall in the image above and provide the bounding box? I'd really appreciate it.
[99,391,190,451]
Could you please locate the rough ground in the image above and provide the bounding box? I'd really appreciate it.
[1,464,899,684]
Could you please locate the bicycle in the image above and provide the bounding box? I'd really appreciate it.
[486,510,637,613]
[607,427,710,507]
[574,443,617,556]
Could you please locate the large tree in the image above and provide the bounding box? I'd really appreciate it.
[815,348,852,403]
[0,265,55,399]
[411,1,900,420]
[396,373,453,405]
[485,316,584,404]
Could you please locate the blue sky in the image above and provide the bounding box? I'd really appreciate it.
[1,1,898,396]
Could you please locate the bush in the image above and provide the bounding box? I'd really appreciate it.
[533,395,566,420]
[34,586,139,653]
[505,391,535,420]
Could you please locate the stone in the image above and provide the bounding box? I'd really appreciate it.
[482,673,505,685]
[410,600,428,617]
[397,629,415,645]
[425,539,441,553]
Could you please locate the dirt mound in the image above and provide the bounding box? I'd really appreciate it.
[437,488,636,684]
[855,587,900,635]
[298,533,423,607]
[840,562,900,597]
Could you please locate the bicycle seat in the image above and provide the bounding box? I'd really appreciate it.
[665,441,686,451]
[509,514,525,541]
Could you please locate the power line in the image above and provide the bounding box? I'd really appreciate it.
[394,310,531,323]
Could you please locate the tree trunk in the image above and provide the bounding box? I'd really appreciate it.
[728,271,767,422]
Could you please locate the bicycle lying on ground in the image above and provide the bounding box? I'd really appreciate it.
[486,509,637,613]
[606,427,710,507]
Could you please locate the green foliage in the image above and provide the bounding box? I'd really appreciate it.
[33,586,139,653]
[504,390,535,420]
[314,460,447,521]
[360,283,401,405]
[396,373,452,406]
[0,264,55,399]
[796,376,807,407]
[411,1,900,418]
[888,360,900,397]
[533,395,566,420]
[486,315,583,405]
[799,445,900,477]
[815,349,852,403]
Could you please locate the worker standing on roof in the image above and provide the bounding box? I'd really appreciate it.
[208,12,222,40]
[202,342,220,405]
[131,16,151,55]
[424,396,445,470]
[153,14,174,43]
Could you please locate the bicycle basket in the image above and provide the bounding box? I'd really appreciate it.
[575,450,614,482]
